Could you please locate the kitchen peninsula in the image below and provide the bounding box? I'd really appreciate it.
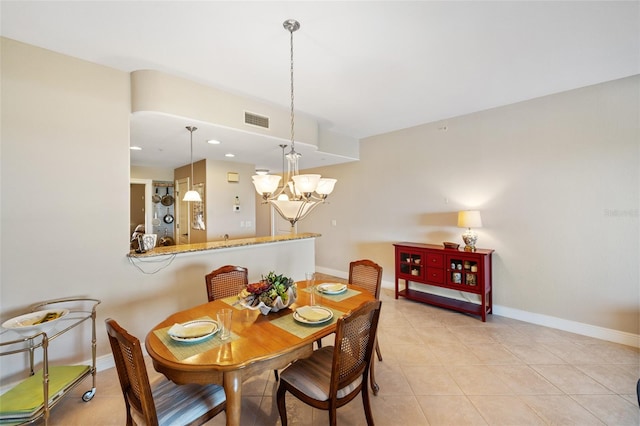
[128,232,320,258]
[126,233,320,284]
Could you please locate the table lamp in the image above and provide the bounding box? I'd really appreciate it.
[457,210,482,252]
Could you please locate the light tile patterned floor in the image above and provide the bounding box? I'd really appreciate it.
[42,275,639,425]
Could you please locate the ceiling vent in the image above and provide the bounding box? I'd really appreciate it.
[244,111,270,129]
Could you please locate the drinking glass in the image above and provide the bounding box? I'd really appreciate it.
[305,272,317,305]
[217,309,233,340]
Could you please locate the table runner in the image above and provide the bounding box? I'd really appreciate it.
[154,316,239,361]
[269,307,345,339]
[304,285,361,302]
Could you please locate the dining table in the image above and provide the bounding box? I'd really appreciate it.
[145,280,376,426]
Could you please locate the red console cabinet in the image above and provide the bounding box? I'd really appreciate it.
[394,242,494,321]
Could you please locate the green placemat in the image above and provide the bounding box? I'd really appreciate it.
[220,295,246,310]
[304,286,361,302]
[270,307,345,339]
[0,365,89,420]
[154,316,239,361]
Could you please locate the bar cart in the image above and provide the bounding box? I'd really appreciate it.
[0,298,100,425]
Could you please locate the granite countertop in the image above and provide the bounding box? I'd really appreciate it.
[128,232,321,258]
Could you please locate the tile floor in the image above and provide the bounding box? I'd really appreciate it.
[41,278,639,425]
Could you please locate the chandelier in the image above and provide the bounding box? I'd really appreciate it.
[252,19,337,228]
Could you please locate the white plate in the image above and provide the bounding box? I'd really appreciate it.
[168,320,219,343]
[2,309,69,337]
[293,306,334,325]
[317,283,347,295]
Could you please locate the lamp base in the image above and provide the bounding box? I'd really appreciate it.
[462,229,478,252]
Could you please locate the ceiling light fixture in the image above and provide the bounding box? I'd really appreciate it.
[207,139,221,145]
[183,126,202,202]
[129,146,142,151]
[252,19,337,229]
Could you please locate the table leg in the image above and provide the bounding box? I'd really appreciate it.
[223,370,242,426]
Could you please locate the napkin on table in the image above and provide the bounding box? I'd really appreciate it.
[296,306,329,321]
[320,283,346,293]
[168,322,215,338]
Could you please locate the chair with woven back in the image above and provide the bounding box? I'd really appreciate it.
[276,300,382,426]
[349,259,383,360]
[349,259,383,394]
[105,318,226,426]
[205,265,248,302]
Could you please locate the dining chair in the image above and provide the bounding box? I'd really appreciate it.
[276,300,382,426]
[105,318,226,426]
[204,264,248,302]
[349,259,384,394]
[349,259,383,361]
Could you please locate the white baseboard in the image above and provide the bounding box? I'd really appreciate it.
[493,305,640,348]
[317,266,640,349]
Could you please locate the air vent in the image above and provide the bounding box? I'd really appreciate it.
[244,111,270,129]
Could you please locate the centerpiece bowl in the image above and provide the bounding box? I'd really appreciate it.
[239,272,297,315]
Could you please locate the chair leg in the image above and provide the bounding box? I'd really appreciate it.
[361,375,375,425]
[375,340,382,361]
[370,355,380,396]
[274,369,279,381]
[276,384,288,426]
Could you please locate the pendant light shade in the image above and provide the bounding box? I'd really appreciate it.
[183,126,202,203]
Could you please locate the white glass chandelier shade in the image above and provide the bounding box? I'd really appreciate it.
[291,174,321,193]
[271,199,318,224]
[315,178,337,196]
[252,174,281,196]
[183,126,202,203]
[251,19,337,228]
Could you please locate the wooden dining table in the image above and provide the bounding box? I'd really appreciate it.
[145,281,375,426]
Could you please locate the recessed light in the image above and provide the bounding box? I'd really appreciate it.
[225,153,235,158]
[130,146,142,151]
[207,139,221,145]
[255,169,269,175]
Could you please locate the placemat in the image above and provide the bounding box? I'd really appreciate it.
[270,307,345,339]
[220,295,246,310]
[153,316,239,361]
[304,286,361,302]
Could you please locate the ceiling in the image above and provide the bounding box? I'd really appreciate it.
[2,1,638,172]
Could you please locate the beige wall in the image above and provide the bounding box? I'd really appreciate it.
[299,75,640,339]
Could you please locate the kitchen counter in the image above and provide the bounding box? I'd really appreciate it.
[127,232,321,258]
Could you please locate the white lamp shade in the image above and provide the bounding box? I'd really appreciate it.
[457,210,482,228]
[252,174,281,195]
[316,178,337,195]
[271,199,316,221]
[291,174,321,193]
[183,190,202,202]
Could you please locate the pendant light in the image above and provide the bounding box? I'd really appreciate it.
[251,19,337,228]
[183,126,202,202]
